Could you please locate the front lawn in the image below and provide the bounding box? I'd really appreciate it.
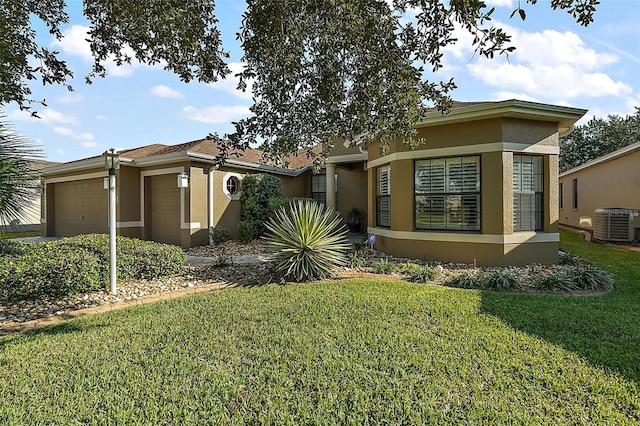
[0,228,638,423]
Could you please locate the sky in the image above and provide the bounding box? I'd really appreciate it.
[5,0,640,163]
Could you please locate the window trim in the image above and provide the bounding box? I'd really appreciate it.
[559,182,563,210]
[311,173,337,207]
[572,178,578,210]
[222,172,243,200]
[513,154,544,232]
[376,165,391,228]
[413,155,481,232]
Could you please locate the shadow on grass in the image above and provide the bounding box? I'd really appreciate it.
[480,286,640,385]
[0,320,110,349]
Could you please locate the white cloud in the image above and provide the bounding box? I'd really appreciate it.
[52,25,141,77]
[150,85,184,99]
[490,91,540,103]
[464,26,632,101]
[9,108,78,125]
[207,62,254,100]
[53,127,97,148]
[52,25,93,60]
[182,105,251,124]
[485,0,514,7]
[57,93,85,104]
[96,115,108,121]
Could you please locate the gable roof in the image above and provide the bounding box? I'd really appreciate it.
[43,138,319,176]
[560,141,640,177]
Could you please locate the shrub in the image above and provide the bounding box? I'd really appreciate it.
[447,272,479,289]
[352,236,368,251]
[0,239,31,256]
[347,250,364,268]
[480,270,522,290]
[264,199,349,282]
[239,173,282,241]
[213,253,231,267]
[208,227,231,245]
[570,265,614,290]
[559,251,581,266]
[534,273,576,292]
[397,262,421,275]
[0,234,186,300]
[408,266,441,284]
[373,258,396,275]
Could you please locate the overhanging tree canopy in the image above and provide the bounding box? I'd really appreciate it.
[0,0,599,164]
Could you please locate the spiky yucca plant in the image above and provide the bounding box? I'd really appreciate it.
[264,199,350,282]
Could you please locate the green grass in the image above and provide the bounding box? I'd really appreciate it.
[0,231,39,239]
[0,228,638,423]
[481,228,640,384]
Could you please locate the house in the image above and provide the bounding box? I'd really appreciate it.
[558,141,640,230]
[42,99,586,266]
[41,139,367,247]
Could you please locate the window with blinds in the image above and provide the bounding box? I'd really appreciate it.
[414,156,480,231]
[513,154,543,232]
[311,174,337,207]
[376,165,391,227]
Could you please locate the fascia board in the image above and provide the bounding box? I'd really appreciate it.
[187,152,311,176]
[415,100,588,128]
[41,156,134,176]
[560,141,640,177]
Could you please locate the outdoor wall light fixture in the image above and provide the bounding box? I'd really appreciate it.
[177,171,190,188]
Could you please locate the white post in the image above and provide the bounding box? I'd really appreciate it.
[109,169,117,295]
[326,163,336,211]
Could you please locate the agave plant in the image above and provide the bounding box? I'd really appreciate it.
[263,199,350,282]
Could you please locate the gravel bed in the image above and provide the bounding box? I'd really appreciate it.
[0,242,597,328]
[185,240,269,257]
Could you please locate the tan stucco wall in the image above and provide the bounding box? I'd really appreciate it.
[336,165,368,231]
[559,149,640,229]
[372,235,558,266]
[366,118,561,266]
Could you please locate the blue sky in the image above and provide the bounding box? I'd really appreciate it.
[6,0,640,163]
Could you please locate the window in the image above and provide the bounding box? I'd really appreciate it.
[222,173,243,200]
[376,165,391,227]
[559,182,564,210]
[572,178,578,209]
[513,155,543,232]
[226,176,240,195]
[415,156,480,231]
[311,174,337,207]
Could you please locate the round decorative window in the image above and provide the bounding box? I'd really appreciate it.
[226,176,240,195]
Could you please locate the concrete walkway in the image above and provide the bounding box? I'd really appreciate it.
[186,253,273,267]
[10,236,60,243]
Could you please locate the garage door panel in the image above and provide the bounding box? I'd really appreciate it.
[150,174,181,245]
[54,179,108,236]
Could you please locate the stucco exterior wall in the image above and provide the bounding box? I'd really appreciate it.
[365,118,561,266]
[559,148,640,229]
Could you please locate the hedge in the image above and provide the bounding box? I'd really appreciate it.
[0,234,186,300]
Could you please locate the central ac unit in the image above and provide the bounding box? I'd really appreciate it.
[593,208,640,242]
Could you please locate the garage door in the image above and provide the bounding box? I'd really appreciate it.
[150,174,181,245]
[53,178,108,236]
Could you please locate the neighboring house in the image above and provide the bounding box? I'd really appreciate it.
[42,99,585,266]
[0,160,58,233]
[558,141,640,230]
